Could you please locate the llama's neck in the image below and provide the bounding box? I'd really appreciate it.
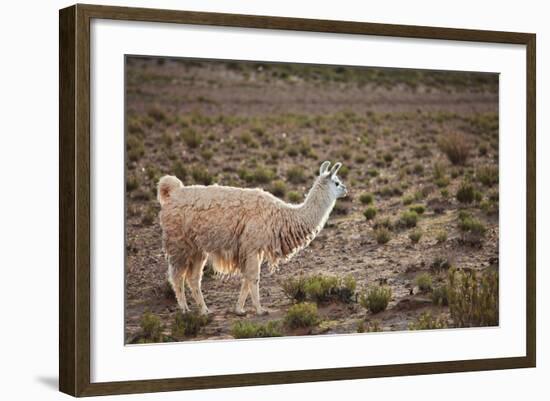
[295,178,336,236]
[268,178,336,265]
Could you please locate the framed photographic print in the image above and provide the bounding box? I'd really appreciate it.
[59,4,536,397]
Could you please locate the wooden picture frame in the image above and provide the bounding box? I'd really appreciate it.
[59,3,536,397]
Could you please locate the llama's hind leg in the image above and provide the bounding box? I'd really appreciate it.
[168,263,189,313]
[188,254,209,315]
[243,253,267,316]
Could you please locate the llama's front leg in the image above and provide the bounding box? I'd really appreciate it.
[235,279,250,316]
[188,255,209,315]
[244,254,268,315]
[168,264,190,313]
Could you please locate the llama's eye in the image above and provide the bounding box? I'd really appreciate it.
[335,182,340,186]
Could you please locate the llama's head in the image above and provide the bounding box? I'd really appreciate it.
[319,161,348,199]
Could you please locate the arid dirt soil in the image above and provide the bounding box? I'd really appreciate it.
[124,57,499,343]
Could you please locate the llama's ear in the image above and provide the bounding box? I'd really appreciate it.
[330,162,342,177]
[319,161,331,176]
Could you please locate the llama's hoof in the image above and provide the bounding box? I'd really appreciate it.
[234,308,246,316]
[256,308,269,316]
[199,308,210,316]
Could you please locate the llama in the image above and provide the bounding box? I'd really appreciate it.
[157,161,347,316]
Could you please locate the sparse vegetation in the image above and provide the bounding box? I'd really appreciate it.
[281,274,356,304]
[415,273,433,293]
[408,312,448,330]
[373,227,391,244]
[476,165,499,187]
[409,229,422,244]
[456,181,476,204]
[448,268,498,327]
[432,285,449,306]
[191,166,213,185]
[363,207,377,220]
[359,193,374,204]
[287,166,306,184]
[436,231,448,243]
[284,303,320,328]
[181,128,202,148]
[171,311,209,338]
[288,191,301,203]
[138,312,164,343]
[458,211,487,240]
[270,180,287,198]
[438,132,470,165]
[360,286,392,314]
[400,210,419,228]
[409,204,425,215]
[231,320,283,339]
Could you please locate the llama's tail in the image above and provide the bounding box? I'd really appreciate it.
[157,175,183,206]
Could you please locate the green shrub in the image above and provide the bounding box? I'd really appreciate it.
[367,168,379,177]
[181,128,202,148]
[363,207,377,220]
[430,256,452,272]
[281,274,356,304]
[432,285,449,306]
[270,180,287,198]
[359,193,374,205]
[413,163,424,175]
[458,213,487,237]
[408,312,448,330]
[379,185,402,197]
[191,166,213,185]
[171,311,209,338]
[239,132,259,148]
[284,303,319,328]
[448,268,499,327]
[456,181,476,203]
[360,286,392,314]
[436,231,448,243]
[141,207,156,226]
[373,227,391,244]
[415,273,433,293]
[409,204,426,215]
[438,132,470,165]
[172,160,188,180]
[402,195,414,205]
[480,199,498,216]
[231,320,283,339]
[373,217,393,230]
[161,131,173,147]
[288,191,302,203]
[338,165,350,178]
[147,105,166,122]
[281,276,307,302]
[287,166,306,184]
[139,312,163,343]
[304,274,356,304]
[476,165,499,186]
[127,136,145,162]
[400,210,419,228]
[200,148,214,161]
[146,164,160,181]
[409,229,422,244]
[126,175,139,192]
